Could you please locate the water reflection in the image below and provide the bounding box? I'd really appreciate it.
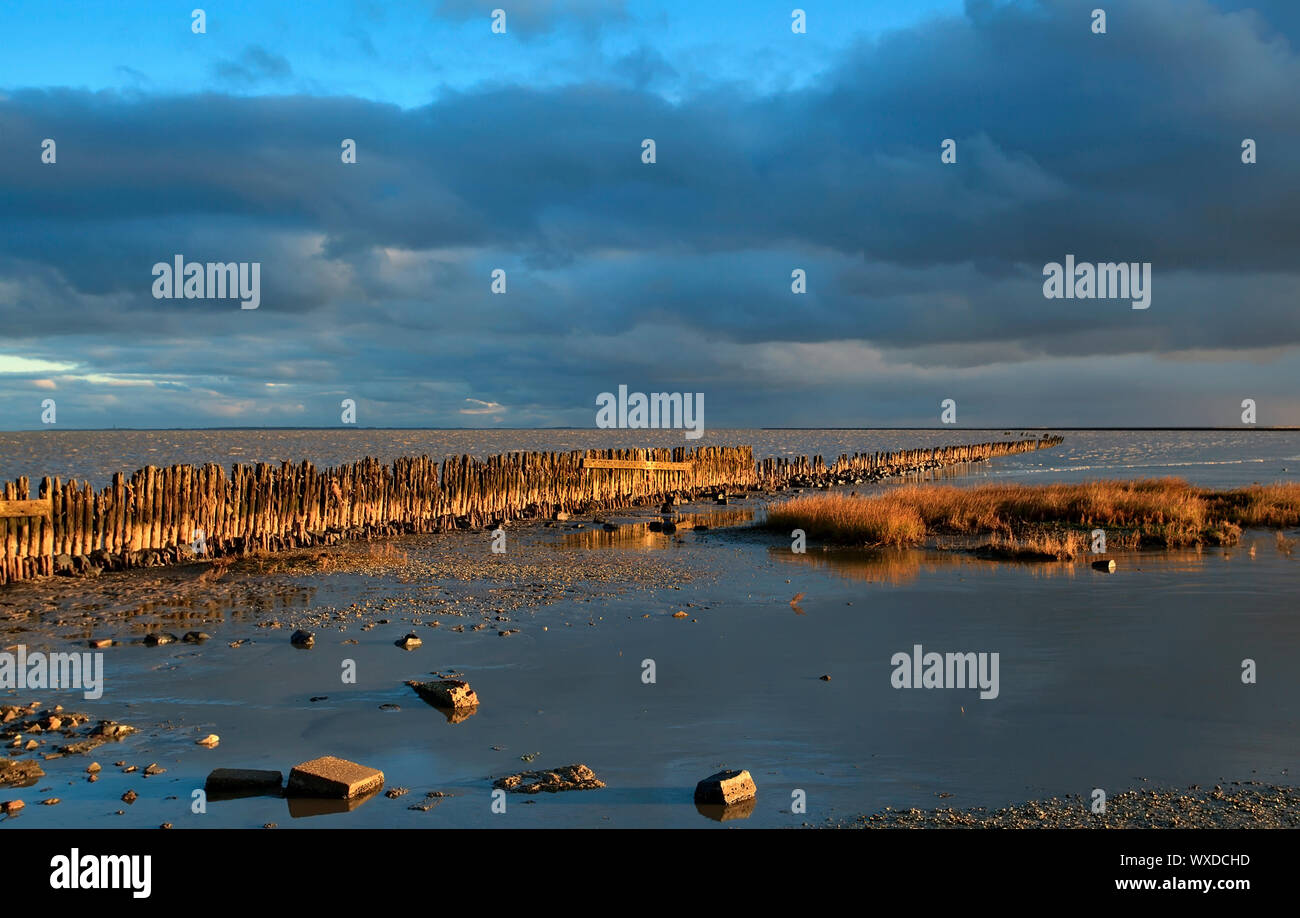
[557,508,755,549]
[767,539,1243,586]
[695,797,757,822]
[287,787,383,818]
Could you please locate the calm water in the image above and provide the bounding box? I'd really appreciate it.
[2,428,1299,489]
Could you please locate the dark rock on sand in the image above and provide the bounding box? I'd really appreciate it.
[290,629,315,648]
[182,631,211,643]
[395,633,423,650]
[493,763,605,794]
[204,768,284,794]
[143,632,179,646]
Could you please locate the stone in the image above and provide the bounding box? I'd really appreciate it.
[88,639,112,649]
[1,799,24,814]
[144,763,166,776]
[395,633,422,650]
[694,769,757,806]
[290,630,315,648]
[407,679,479,710]
[493,763,604,794]
[287,756,385,799]
[0,758,42,788]
[204,768,283,794]
[91,721,136,739]
[182,631,211,643]
[143,632,178,646]
[121,789,137,804]
[195,734,220,747]
[1092,559,1117,573]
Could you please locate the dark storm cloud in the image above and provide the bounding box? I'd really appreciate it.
[1,0,1298,428]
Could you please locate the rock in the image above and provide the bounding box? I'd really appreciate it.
[195,734,220,747]
[1092,559,1117,573]
[1,799,24,814]
[121,789,137,804]
[182,631,211,643]
[40,797,60,805]
[554,511,570,522]
[204,768,283,794]
[287,756,385,799]
[672,611,688,619]
[91,721,136,739]
[493,763,605,794]
[160,823,173,829]
[395,633,422,650]
[86,762,101,773]
[143,763,166,776]
[88,639,112,649]
[408,679,479,710]
[53,554,74,575]
[661,521,677,534]
[647,520,663,532]
[819,674,832,681]
[715,494,729,505]
[694,769,757,806]
[144,632,179,646]
[0,759,43,787]
[290,629,315,648]
[602,522,618,532]
[384,787,409,799]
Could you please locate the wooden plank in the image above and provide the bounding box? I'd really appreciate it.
[0,498,52,518]
[582,458,694,472]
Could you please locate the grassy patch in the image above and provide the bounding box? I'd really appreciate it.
[765,478,1300,552]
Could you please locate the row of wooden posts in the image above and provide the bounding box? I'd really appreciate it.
[0,437,1063,585]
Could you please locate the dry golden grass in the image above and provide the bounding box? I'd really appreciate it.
[766,478,1300,550]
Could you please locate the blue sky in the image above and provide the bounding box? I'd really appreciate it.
[2,0,1299,430]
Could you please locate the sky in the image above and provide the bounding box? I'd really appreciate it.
[1,0,1298,430]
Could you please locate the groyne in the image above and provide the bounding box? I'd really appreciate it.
[0,436,1063,584]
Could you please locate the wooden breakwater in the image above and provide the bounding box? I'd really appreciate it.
[0,436,1062,585]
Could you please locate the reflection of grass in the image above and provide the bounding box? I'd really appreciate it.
[765,479,1300,552]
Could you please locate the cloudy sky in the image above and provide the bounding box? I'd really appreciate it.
[1,0,1298,430]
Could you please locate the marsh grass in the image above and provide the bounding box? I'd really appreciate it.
[765,478,1300,553]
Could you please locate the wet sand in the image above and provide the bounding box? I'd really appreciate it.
[1,488,1298,828]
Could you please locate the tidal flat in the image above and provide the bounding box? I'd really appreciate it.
[1,489,1297,828]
